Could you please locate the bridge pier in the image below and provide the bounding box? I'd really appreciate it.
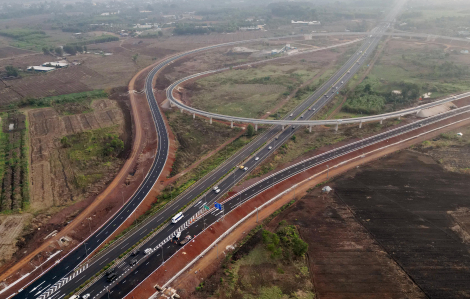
[359,121,363,129]
[335,123,339,131]
[282,125,285,130]
[210,117,212,124]
[193,113,195,119]
[398,115,401,120]
[231,121,233,128]
[180,108,184,113]
[309,125,312,133]
[380,119,383,125]
[255,124,258,131]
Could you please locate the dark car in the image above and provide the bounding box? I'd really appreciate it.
[105,268,115,276]
[130,259,138,266]
[107,272,117,282]
[131,250,140,256]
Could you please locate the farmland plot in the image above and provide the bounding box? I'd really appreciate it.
[0,112,29,212]
[28,98,126,211]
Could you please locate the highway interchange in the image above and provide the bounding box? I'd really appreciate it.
[10,1,413,298]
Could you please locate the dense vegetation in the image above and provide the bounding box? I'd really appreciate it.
[0,112,29,213]
[18,90,108,108]
[262,221,308,259]
[343,80,420,115]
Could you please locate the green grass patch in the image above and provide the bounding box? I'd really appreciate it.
[63,126,123,191]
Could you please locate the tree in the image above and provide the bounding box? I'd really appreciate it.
[63,45,77,55]
[246,124,254,137]
[5,66,19,77]
[364,83,372,93]
[132,53,139,63]
[42,47,50,55]
[157,30,163,37]
[83,45,87,53]
[75,45,83,53]
[55,47,63,56]
[291,135,296,142]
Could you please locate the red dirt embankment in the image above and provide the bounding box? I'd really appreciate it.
[125,104,470,299]
[0,57,177,297]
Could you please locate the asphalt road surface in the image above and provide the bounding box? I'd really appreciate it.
[99,70,470,299]
[12,2,406,299]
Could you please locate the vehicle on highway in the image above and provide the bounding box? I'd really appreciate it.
[82,294,90,299]
[176,231,181,239]
[239,165,245,170]
[244,167,248,172]
[255,157,259,161]
[171,212,184,224]
[268,146,272,150]
[341,81,344,84]
[290,113,293,117]
[215,188,221,194]
[301,115,304,118]
[312,108,316,111]
[144,248,154,255]
[107,272,117,282]
[130,259,137,266]
[70,295,79,299]
[348,70,350,73]
[179,235,192,245]
[131,250,140,256]
[213,186,218,191]
[105,268,115,276]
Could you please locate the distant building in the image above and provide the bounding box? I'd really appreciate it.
[239,25,265,31]
[461,50,469,54]
[291,20,321,26]
[27,66,55,73]
[42,61,69,68]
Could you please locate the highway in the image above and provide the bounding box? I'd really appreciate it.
[9,2,406,299]
[98,70,470,299]
[72,2,409,298]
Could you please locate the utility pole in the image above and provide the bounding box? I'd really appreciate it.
[327,165,329,178]
[162,246,164,263]
[216,243,219,259]
[121,190,124,207]
[256,207,259,223]
[84,242,88,257]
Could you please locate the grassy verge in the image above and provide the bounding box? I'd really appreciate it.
[193,200,314,298]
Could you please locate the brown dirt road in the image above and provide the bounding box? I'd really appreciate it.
[0,56,175,296]
[125,101,470,299]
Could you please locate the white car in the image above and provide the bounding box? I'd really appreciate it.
[215,189,221,194]
[213,186,218,191]
[290,113,293,117]
[255,157,259,161]
[82,294,90,299]
[243,167,248,171]
[144,248,153,255]
[268,146,272,150]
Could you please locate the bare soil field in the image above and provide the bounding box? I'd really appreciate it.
[0,47,34,59]
[331,150,470,298]
[0,214,32,267]
[28,98,127,211]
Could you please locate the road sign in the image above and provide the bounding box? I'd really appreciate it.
[203,205,210,210]
[214,202,223,210]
